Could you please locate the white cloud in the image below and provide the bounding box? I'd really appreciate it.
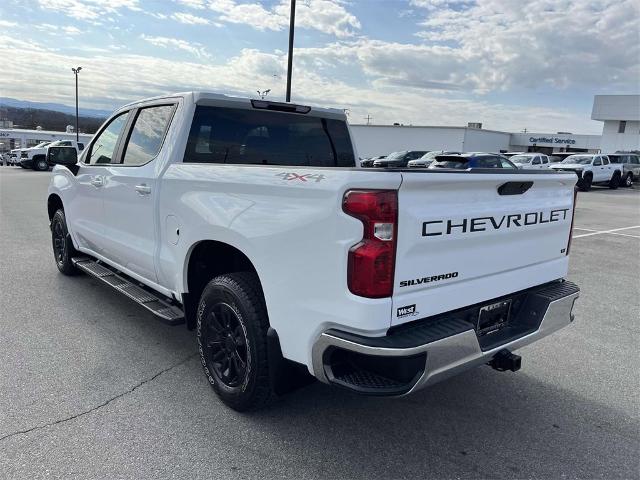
[412,0,640,91]
[275,0,361,38]
[0,20,18,28]
[171,12,212,25]
[33,23,84,36]
[0,34,604,133]
[62,26,83,35]
[207,0,360,37]
[36,0,141,21]
[208,0,287,31]
[176,0,207,9]
[140,34,212,59]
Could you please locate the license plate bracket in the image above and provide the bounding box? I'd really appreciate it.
[477,299,512,336]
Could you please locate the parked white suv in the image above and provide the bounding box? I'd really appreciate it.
[47,91,580,411]
[509,153,550,169]
[550,154,622,191]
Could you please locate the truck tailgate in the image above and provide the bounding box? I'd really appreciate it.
[392,171,577,326]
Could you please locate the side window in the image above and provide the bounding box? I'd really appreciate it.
[122,105,175,166]
[86,112,130,165]
[499,157,515,168]
[77,143,84,151]
[603,157,609,165]
[532,156,541,165]
[475,156,500,168]
[593,157,602,166]
[542,156,548,164]
[631,156,640,165]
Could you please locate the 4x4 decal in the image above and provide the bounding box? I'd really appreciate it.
[275,172,326,183]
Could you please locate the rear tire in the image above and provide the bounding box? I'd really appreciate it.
[609,171,621,189]
[51,209,79,275]
[579,173,592,192]
[197,272,274,411]
[624,172,633,188]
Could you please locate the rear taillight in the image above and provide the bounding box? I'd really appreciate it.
[566,187,578,255]
[343,190,398,298]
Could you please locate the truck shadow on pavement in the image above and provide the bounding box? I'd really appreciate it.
[242,370,637,479]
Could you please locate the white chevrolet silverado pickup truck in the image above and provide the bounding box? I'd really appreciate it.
[47,92,580,411]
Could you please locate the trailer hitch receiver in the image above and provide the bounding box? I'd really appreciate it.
[489,349,522,372]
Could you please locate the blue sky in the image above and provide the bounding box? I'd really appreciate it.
[1,0,638,133]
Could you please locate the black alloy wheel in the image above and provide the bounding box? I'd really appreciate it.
[197,272,273,411]
[52,220,67,266]
[51,209,78,275]
[202,302,249,388]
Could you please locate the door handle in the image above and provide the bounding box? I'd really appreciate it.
[90,176,104,187]
[135,184,151,195]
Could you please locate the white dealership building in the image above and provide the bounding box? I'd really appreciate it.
[591,95,640,153]
[350,125,601,159]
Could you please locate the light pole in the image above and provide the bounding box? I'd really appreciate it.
[72,66,82,142]
[285,0,296,102]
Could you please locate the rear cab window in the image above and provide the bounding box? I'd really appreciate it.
[184,106,355,167]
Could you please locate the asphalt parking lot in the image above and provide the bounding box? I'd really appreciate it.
[1,167,638,479]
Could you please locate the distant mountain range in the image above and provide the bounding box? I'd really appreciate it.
[0,97,111,118]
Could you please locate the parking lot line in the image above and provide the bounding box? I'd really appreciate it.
[572,225,640,239]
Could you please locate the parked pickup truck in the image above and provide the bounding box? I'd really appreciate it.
[22,140,84,171]
[606,153,640,188]
[47,92,580,411]
[549,154,621,191]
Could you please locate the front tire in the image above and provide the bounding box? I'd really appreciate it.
[609,171,621,189]
[197,272,273,411]
[51,209,79,275]
[579,173,592,192]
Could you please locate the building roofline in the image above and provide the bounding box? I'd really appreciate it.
[350,124,600,137]
[0,127,93,136]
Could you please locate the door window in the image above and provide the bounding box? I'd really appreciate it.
[602,157,609,165]
[122,105,175,166]
[542,156,549,164]
[593,158,602,166]
[532,157,541,165]
[86,112,130,165]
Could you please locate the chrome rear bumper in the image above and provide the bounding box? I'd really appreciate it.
[312,281,579,395]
